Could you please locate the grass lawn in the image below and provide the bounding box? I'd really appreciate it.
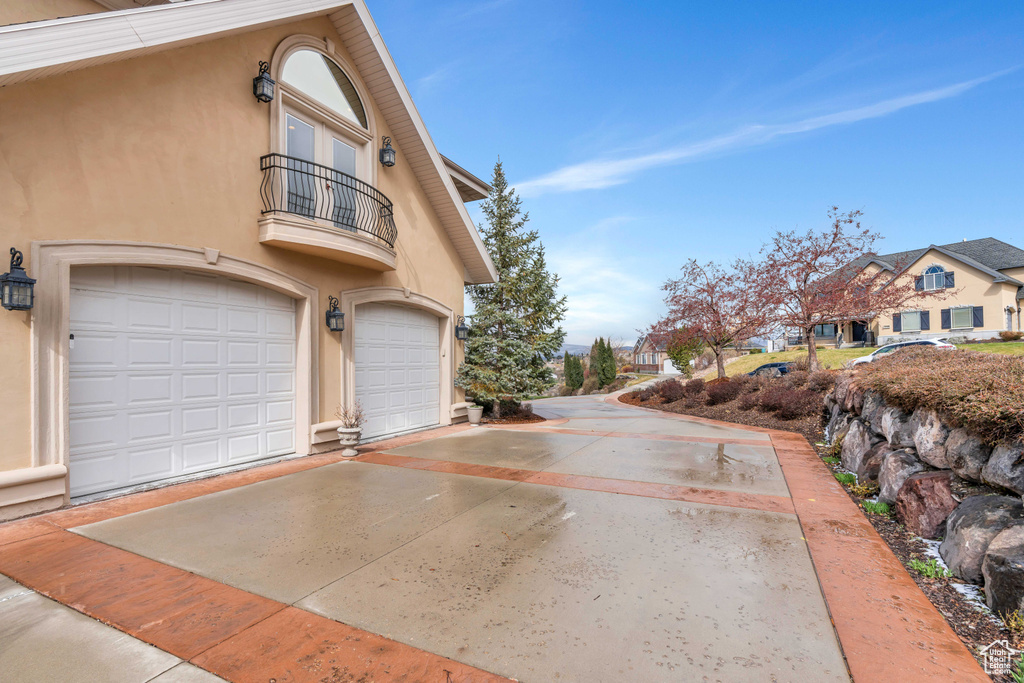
[956,342,1024,356]
[725,341,1024,377]
[626,374,658,386]
[724,348,872,376]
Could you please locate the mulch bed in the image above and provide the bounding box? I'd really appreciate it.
[484,413,546,425]
[620,382,1013,678]
[618,392,823,445]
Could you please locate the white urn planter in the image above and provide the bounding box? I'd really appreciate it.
[337,426,362,457]
[467,405,484,425]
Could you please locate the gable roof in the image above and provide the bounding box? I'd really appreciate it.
[852,237,1024,287]
[0,0,498,284]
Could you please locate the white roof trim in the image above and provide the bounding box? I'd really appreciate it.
[0,0,497,284]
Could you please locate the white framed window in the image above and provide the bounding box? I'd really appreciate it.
[951,307,973,329]
[922,265,946,291]
[901,311,922,332]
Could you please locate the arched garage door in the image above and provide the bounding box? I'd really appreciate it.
[354,303,441,440]
[68,266,297,497]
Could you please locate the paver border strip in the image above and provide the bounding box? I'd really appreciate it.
[604,389,989,681]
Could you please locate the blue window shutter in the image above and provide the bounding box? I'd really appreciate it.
[945,271,955,288]
[915,276,924,291]
[893,314,902,332]
[941,309,951,329]
[973,306,984,328]
[920,311,930,330]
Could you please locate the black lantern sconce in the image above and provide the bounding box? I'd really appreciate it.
[379,136,396,167]
[252,61,275,103]
[455,315,469,342]
[1,248,36,311]
[325,296,344,332]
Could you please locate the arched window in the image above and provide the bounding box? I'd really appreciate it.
[281,49,367,129]
[923,265,946,291]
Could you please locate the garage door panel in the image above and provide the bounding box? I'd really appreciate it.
[227,341,259,366]
[69,267,297,498]
[182,373,220,402]
[227,308,260,335]
[227,372,260,398]
[128,445,175,482]
[355,303,441,441]
[127,374,173,405]
[183,440,220,471]
[127,298,173,331]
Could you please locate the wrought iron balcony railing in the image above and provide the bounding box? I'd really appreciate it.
[259,153,397,248]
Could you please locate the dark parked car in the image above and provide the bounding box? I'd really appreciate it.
[748,362,795,377]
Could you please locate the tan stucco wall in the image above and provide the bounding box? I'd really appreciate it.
[0,0,106,25]
[0,17,469,474]
[870,249,1020,340]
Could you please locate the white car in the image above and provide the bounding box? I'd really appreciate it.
[848,339,956,366]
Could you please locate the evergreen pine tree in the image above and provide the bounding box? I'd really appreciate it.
[564,354,583,391]
[456,160,567,414]
[599,338,617,386]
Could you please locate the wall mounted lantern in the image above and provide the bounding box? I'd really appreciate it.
[1,248,35,311]
[325,296,344,332]
[455,315,469,341]
[252,61,275,103]
[379,136,396,167]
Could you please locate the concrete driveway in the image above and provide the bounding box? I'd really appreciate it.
[0,393,983,681]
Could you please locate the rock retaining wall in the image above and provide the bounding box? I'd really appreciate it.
[826,375,1024,617]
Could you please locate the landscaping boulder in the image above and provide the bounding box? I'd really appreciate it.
[861,390,886,428]
[878,449,926,505]
[982,441,1024,496]
[940,495,1024,584]
[858,442,893,482]
[833,376,852,410]
[946,429,993,482]
[843,383,865,415]
[879,406,915,449]
[841,420,883,476]
[825,410,852,445]
[911,408,950,469]
[894,471,958,539]
[982,525,1024,617]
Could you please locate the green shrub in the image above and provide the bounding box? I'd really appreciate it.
[834,472,856,485]
[861,500,892,516]
[858,347,1024,443]
[1012,655,1024,683]
[908,558,951,579]
[822,456,840,465]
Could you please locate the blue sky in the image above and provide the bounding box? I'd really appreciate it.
[370,1,1024,345]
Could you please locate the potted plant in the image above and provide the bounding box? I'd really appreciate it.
[466,403,484,425]
[336,402,365,457]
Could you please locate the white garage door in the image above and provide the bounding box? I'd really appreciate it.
[354,303,440,440]
[68,266,297,497]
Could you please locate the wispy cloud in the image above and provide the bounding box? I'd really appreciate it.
[414,63,459,96]
[546,217,662,344]
[516,70,1014,197]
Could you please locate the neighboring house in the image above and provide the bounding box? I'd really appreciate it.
[633,335,675,374]
[0,0,498,519]
[844,238,1024,345]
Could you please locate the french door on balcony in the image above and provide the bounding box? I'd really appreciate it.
[285,110,360,231]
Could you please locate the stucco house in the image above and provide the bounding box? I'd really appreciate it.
[0,0,498,520]
[633,335,677,374]
[835,238,1024,346]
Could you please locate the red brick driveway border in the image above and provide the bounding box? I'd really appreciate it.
[603,389,989,681]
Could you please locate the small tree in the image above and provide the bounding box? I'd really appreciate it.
[754,207,952,371]
[664,328,704,378]
[564,354,584,391]
[457,161,567,414]
[652,259,772,379]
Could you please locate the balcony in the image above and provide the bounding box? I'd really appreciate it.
[258,153,397,271]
